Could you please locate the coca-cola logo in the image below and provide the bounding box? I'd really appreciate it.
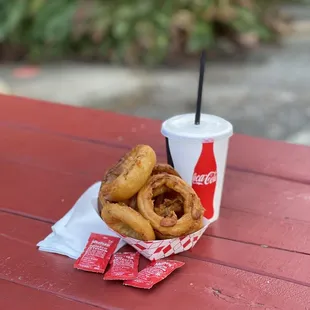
[192,172,217,185]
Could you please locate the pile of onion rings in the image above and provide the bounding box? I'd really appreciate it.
[99,144,204,241]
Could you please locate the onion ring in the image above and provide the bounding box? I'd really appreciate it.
[137,174,204,237]
[125,194,138,211]
[154,197,183,217]
[151,163,181,178]
[100,199,155,241]
[155,217,204,240]
[100,144,156,201]
[154,193,184,227]
[153,187,184,226]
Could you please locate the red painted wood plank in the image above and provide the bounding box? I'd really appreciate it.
[1,126,310,224]
[210,207,310,254]
[185,235,310,287]
[0,160,95,221]
[1,213,309,310]
[229,133,310,183]
[0,95,165,152]
[3,211,310,288]
[2,159,310,254]
[2,95,310,183]
[0,125,165,176]
[0,280,99,310]
[222,169,310,221]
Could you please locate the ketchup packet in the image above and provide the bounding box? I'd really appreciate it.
[123,259,185,289]
[74,233,119,273]
[103,251,140,281]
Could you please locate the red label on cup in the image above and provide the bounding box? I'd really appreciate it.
[192,142,217,219]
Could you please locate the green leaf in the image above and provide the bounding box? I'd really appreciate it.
[32,1,77,43]
[0,0,285,65]
[157,34,169,49]
[0,0,27,40]
[256,25,273,41]
[154,13,170,29]
[187,21,214,52]
[135,1,154,16]
[114,5,136,20]
[112,21,130,39]
[29,0,46,15]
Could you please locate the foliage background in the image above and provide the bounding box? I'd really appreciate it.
[0,0,300,66]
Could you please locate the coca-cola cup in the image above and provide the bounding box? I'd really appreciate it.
[161,113,233,223]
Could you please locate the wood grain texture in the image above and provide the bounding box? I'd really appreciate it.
[1,158,310,254]
[2,211,310,288]
[0,160,95,221]
[0,280,99,310]
[2,94,310,183]
[222,169,310,221]
[1,125,310,223]
[2,95,310,309]
[229,133,310,183]
[0,125,166,176]
[210,207,310,254]
[185,235,310,287]
[1,213,310,310]
[0,95,165,153]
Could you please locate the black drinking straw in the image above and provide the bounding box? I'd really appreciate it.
[195,49,206,125]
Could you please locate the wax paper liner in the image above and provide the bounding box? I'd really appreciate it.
[93,198,210,260]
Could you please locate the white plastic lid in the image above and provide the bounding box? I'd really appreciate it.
[161,113,233,141]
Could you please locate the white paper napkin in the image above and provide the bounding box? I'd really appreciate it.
[37,182,126,259]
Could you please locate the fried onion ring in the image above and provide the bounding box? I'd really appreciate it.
[100,200,155,241]
[154,197,183,217]
[155,217,204,240]
[100,144,156,201]
[126,194,138,211]
[137,174,204,237]
[151,163,181,178]
[154,192,184,227]
[153,187,184,226]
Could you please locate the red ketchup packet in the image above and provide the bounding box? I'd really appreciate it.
[103,252,140,281]
[74,233,120,273]
[123,259,185,289]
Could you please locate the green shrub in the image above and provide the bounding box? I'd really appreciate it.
[0,0,289,65]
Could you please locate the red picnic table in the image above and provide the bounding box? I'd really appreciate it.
[1,94,310,310]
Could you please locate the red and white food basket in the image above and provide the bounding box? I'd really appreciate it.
[94,199,210,261]
[37,182,210,262]
[114,219,209,261]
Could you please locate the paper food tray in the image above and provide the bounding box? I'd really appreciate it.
[93,198,210,261]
